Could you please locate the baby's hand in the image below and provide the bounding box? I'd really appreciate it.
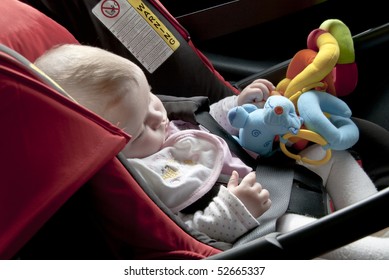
[227,170,271,218]
[238,79,275,108]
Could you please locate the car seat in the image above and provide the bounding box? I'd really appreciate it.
[2,0,389,260]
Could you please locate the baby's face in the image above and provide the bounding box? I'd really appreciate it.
[111,68,168,158]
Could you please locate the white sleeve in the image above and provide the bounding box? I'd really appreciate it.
[179,186,260,243]
[209,95,239,135]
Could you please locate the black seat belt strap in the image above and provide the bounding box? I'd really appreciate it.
[290,165,328,217]
[195,110,258,169]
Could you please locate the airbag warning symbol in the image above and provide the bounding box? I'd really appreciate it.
[101,0,120,18]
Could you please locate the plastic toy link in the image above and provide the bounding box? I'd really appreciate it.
[280,128,332,165]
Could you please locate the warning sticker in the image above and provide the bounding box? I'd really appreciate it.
[100,0,120,18]
[92,0,180,73]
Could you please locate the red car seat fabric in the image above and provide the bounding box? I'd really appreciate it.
[89,156,221,260]
[0,0,79,62]
[0,0,224,259]
[6,0,389,261]
[0,48,130,259]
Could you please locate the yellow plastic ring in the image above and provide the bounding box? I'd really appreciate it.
[280,129,332,165]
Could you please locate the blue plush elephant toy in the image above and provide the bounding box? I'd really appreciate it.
[228,91,360,163]
[228,95,303,156]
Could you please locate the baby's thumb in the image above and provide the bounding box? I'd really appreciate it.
[227,170,239,188]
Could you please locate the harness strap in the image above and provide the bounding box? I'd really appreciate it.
[194,110,328,216]
[253,154,295,237]
[195,110,258,169]
[289,165,328,218]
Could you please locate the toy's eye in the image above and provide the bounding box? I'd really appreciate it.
[274,106,283,115]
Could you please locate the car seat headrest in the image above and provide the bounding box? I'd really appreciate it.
[0,0,79,61]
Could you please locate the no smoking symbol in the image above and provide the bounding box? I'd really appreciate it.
[101,0,120,18]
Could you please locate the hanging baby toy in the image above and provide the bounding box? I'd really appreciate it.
[228,19,359,165]
[228,95,303,157]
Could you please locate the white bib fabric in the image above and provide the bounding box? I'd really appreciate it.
[128,129,226,213]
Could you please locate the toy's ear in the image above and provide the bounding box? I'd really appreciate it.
[228,105,253,128]
[242,103,259,113]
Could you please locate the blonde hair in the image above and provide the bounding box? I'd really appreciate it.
[35,44,142,117]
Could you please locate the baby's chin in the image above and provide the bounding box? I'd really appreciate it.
[121,145,155,159]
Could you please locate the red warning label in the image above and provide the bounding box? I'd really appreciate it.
[101,0,120,18]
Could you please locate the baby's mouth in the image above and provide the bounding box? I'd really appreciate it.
[162,118,169,128]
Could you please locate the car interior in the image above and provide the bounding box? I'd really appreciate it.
[1,0,389,260]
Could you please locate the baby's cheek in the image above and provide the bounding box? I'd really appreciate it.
[145,133,165,154]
